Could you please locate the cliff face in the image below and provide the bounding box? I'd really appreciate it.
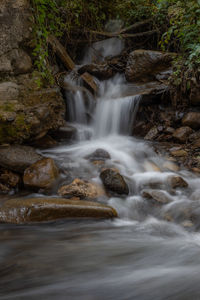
[0,0,65,144]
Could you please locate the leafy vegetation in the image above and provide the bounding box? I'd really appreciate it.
[31,0,200,102]
[157,0,200,103]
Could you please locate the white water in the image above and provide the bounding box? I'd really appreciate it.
[44,68,200,230]
[2,39,200,300]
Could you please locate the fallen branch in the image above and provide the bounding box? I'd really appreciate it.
[118,19,152,34]
[48,35,97,94]
[81,29,158,39]
[48,35,75,70]
[120,30,159,38]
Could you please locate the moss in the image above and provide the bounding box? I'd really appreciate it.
[0,114,31,144]
[2,102,16,112]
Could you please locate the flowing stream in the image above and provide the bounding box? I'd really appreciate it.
[1,40,200,299]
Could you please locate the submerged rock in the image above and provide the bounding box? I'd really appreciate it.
[85,149,111,161]
[142,189,172,204]
[0,145,42,173]
[23,158,59,190]
[0,198,118,224]
[167,175,188,189]
[58,178,105,199]
[100,168,129,195]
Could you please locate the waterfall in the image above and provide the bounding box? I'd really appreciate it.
[93,95,141,137]
[65,72,141,139]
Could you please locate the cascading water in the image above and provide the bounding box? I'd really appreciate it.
[2,38,200,300]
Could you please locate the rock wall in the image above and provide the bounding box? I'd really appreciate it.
[0,0,65,144]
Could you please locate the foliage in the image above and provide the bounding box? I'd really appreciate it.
[31,0,200,101]
[31,0,66,85]
[115,0,157,24]
[157,0,200,102]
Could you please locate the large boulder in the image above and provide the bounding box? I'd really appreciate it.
[0,198,118,224]
[182,112,200,129]
[58,178,105,199]
[0,0,31,57]
[0,1,65,145]
[0,145,42,173]
[0,82,65,144]
[85,149,111,162]
[23,158,59,190]
[125,50,173,82]
[100,168,129,195]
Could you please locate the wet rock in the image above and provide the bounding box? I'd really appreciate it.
[165,127,175,134]
[133,120,152,137]
[144,161,161,172]
[173,126,193,143]
[155,68,173,81]
[162,161,179,172]
[189,130,200,142]
[31,135,58,149]
[0,183,10,194]
[100,168,129,195]
[192,139,200,149]
[142,189,172,204]
[167,175,188,189]
[23,158,59,190]
[170,149,188,157]
[0,198,118,224]
[191,167,200,174]
[144,127,158,140]
[125,50,172,82]
[78,63,114,80]
[85,149,111,162]
[92,160,105,166]
[181,220,194,228]
[0,145,42,173]
[52,124,77,141]
[58,179,105,199]
[182,112,200,129]
[0,169,20,187]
